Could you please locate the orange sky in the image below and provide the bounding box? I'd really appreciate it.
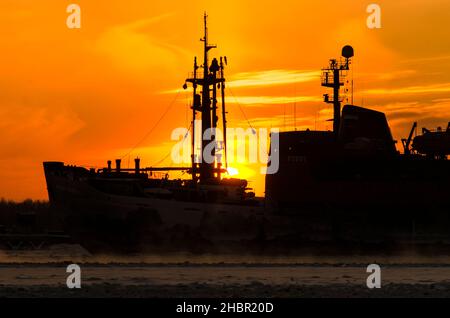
[2,0,450,200]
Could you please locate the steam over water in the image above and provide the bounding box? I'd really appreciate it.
[2,245,450,297]
[2,244,450,265]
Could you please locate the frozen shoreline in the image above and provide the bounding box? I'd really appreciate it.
[2,245,450,297]
[1,264,450,297]
[3,244,450,265]
[1,282,450,298]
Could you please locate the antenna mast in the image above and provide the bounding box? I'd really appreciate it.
[220,57,228,168]
[184,13,226,183]
[321,45,354,136]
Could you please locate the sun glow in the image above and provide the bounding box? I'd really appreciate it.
[226,167,239,176]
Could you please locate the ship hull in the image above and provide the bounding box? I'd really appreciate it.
[265,128,450,249]
[44,161,450,253]
[43,162,268,252]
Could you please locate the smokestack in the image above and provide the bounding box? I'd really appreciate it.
[107,160,112,172]
[134,158,140,175]
[115,159,121,172]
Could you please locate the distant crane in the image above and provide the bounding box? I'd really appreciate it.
[402,122,417,155]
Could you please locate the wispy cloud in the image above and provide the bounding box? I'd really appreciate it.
[232,114,317,131]
[227,95,321,106]
[400,55,450,64]
[0,105,85,159]
[119,13,177,31]
[173,94,320,107]
[362,82,450,96]
[375,70,417,81]
[227,70,320,88]
[95,13,188,73]
[162,69,320,94]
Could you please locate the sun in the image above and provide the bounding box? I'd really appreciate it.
[226,167,239,176]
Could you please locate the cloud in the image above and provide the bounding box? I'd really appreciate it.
[231,113,320,131]
[95,13,189,74]
[0,105,85,159]
[376,100,450,138]
[362,82,450,96]
[227,95,321,106]
[162,69,320,94]
[227,70,320,88]
[400,55,450,65]
[374,70,417,81]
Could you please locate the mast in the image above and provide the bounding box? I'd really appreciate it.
[220,57,228,168]
[332,67,340,134]
[321,45,354,137]
[191,57,198,182]
[210,57,219,169]
[184,13,225,183]
[200,13,216,181]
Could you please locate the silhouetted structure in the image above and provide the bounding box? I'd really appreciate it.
[43,19,450,252]
[265,47,450,244]
[43,15,261,251]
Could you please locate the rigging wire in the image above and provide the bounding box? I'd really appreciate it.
[228,87,256,134]
[120,90,181,160]
[150,121,193,167]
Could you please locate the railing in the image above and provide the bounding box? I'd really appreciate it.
[321,72,346,86]
[187,71,204,79]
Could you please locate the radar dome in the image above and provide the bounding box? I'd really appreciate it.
[342,45,354,59]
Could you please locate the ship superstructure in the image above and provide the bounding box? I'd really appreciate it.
[45,15,255,206]
[265,47,450,244]
[43,18,450,251]
[43,15,263,250]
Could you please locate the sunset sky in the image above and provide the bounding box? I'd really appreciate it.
[1,0,450,200]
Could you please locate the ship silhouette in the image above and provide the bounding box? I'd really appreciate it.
[43,15,450,252]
